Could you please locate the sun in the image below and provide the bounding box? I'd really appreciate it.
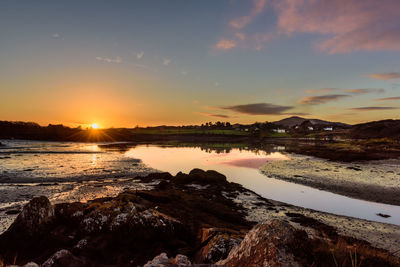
[91,123,99,129]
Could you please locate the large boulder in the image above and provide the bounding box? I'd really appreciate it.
[172,169,227,186]
[218,220,302,267]
[6,196,54,236]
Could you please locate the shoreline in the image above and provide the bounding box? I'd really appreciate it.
[3,136,400,162]
[260,155,400,206]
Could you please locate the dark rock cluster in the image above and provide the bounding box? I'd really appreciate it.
[0,169,251,266]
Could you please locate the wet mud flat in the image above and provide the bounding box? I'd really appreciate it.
[0,174,158,234]
[261,154,400,205]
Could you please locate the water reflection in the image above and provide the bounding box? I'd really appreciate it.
[126,145,400,225]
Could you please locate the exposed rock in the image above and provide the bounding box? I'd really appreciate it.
[218,219,302,267]
[0,170,251,266]
[219,218,400,267]
[172,254,191,265]
[6,196,54,236]
[143,253,192,267]
[42,250,86,267]
[201,234,241,263]
[377,213,391,218]
[172,169,227,186]
[143,252,170,266]
[197,228,242,263]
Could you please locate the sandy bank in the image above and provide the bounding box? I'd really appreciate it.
[260,155,400,205]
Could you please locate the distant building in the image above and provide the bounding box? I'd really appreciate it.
[324,127,333,131]
[273,128,286,133]
[307,126,314,131]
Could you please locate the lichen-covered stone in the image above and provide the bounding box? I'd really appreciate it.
[218,220,301,267]
[7,196,54,236]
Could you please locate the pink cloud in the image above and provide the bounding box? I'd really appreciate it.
[215,0,274,51]
[274,0,400,53]
[215,39,237,50]
[229,0,268,29]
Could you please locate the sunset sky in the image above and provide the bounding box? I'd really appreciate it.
[1,0,400,128]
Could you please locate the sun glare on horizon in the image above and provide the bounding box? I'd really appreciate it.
[91,123,99,129]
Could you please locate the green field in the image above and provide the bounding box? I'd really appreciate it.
[131,128,249,136]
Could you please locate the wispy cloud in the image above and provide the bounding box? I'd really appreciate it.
[197,112,232,119]
[52,33,60,38]
[215,39,237,50]
[344,88,384,94]
[306,88,383,95]
[298,94,350,105]
[222,103,293,115]
[131,62,157,72]
[162,58,171,66]
[349,106,398,111]
[96,56,122,63]
[275,0,400,53]
[229,0,267,29]
[368,72,400,80]
[375,97,400,101]
[136,51,144,59]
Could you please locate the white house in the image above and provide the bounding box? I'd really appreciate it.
[273,128,286,133]
[324,127,333,131]
[308,126,314,131]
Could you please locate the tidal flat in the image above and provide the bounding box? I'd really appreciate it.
[0,140,399,265]
[260,155,400,205]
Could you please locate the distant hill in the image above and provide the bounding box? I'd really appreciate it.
[350,120,400,139]
[273,116,350,128]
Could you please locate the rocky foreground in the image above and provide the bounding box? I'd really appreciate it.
[0,169,399,267]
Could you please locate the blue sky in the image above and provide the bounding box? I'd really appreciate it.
[1,0,400,127]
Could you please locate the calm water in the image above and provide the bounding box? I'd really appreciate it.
[1,140,399,225]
